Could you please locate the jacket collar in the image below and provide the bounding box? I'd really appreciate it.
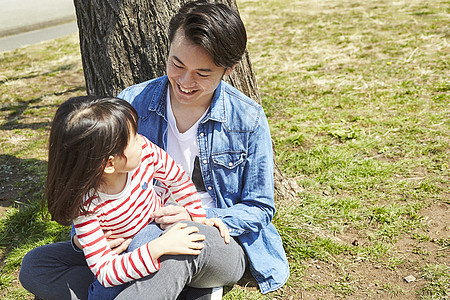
[149,76,169,120]
[206,81,227,123]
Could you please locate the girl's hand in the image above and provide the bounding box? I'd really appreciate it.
[192,217,231,244]
[150,222,205,258]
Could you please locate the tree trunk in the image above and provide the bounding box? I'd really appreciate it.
[73,0,296,205]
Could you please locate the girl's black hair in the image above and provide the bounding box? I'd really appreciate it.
[45,96,138,225]
[168,0,247,68]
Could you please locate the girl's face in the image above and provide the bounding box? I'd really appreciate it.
[113,132,143,173]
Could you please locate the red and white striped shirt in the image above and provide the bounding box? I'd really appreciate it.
[73,135,206,287]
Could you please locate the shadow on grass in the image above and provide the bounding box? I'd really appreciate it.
[0,86,85,130]
[0,64,80,85]
[0,155,69,272]
[0,154,46,209]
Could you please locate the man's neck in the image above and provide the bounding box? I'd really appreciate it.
[169,96,211,134]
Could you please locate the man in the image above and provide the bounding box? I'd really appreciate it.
[115,1,289,297]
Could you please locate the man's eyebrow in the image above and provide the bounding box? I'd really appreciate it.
[172,55,213,72]
[173,56,185,66]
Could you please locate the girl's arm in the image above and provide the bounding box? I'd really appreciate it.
[147,138,206,219]
[74,215,204,287]
[71,226,131,254]
[144,137,230,242]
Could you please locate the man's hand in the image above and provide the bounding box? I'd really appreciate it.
[193,217,231,244]
[104,230,131,254]
[151,205,191,229]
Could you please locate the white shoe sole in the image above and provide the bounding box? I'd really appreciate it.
[211,286,223,300]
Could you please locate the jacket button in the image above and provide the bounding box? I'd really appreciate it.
[203,159,207,164]
[199,132,204,137]
[207,186,212,190]
[228,162,233,167]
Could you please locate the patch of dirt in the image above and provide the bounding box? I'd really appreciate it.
[337,226,369,248]
[297,259,423,299]
[274,201,450,299]
[420,202,450,242]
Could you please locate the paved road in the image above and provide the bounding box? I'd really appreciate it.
[0,0,77,52]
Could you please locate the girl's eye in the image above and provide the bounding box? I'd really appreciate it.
[197,73,209,78]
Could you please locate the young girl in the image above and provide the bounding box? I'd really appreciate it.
[45,95,229,299]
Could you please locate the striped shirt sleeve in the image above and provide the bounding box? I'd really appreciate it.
[145,138,206,218]
[73,214,161,287]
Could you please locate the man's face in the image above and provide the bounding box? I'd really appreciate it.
[166,29,232,109]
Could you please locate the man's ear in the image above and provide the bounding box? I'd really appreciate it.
[104,156,116,174]
[224,64,237,76]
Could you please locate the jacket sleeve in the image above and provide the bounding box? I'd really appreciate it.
[205,108,276,236]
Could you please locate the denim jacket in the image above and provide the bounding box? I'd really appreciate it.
[117,76,289,294]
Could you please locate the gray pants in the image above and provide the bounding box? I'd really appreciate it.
[19,221,247,300]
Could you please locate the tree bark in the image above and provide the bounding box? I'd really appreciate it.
[73,0,296,205]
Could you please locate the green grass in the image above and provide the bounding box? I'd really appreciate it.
[420,264,450,299]
[1,0,449,299]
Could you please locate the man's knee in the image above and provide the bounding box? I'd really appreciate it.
[183,221,221,237]
[19,248,40,291]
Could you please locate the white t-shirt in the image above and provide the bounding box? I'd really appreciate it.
[166,90,215,208]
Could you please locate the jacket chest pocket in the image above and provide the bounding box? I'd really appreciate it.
[211,151,246,194]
